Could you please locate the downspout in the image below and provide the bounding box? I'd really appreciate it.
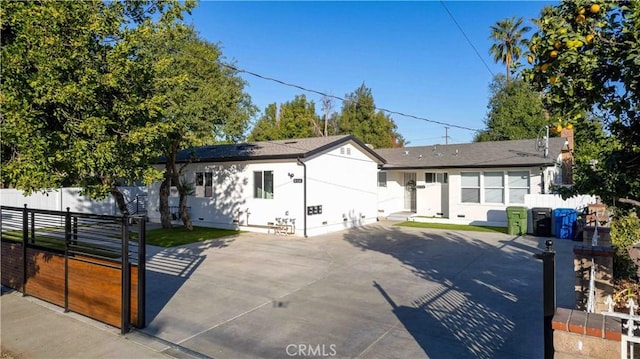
[297,158,307,238]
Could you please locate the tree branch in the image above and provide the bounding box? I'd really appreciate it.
[618,198,640,207]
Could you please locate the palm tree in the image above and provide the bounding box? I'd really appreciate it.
[489,17,531,83]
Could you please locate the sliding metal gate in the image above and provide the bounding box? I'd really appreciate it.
[0,205,146,334]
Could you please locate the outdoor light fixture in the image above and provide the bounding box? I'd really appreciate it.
[288,172,294,179]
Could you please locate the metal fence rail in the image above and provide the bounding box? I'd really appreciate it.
[603,296,640,358]
[0,205,146,334]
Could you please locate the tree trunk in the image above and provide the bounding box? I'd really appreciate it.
[111,187,130,216]
[159,173,172,229]
[178,189,193,230]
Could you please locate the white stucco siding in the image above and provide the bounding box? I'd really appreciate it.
[446,167,543,225]
[148,161,304,231]
[147,141,381,236]
[304,142,380,236]
[416,183,446,217]
[378,166,551,225]
[377,171,404,215]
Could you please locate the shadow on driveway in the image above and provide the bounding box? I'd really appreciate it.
[344,223,575,359]
[144,236,236,327]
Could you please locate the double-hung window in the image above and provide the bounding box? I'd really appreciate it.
[378,172,387,187]
[508,171,530,204]
[195,172,213,197]
[254,170,274,199]
[484,172,504,203]
[461,172,480,203]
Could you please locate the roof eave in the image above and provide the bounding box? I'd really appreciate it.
[381,162,556,170]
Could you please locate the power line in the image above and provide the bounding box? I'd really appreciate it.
[221,62,481,132]
[175,49,482,133]
[440,1,495,78]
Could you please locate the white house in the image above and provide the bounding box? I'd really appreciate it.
[375,132,574,227]
[147,135,386,237]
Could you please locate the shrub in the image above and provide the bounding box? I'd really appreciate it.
[611,212,640,281]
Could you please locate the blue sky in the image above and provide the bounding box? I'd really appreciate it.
[186,1,557,146]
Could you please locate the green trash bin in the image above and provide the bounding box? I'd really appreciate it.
[506,206,528,235]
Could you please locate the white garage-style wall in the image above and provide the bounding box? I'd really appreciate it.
[304,141,380,236]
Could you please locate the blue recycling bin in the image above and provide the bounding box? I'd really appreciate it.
[554,208,578,239]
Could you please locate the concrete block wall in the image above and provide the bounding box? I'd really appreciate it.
[552,308,621,359]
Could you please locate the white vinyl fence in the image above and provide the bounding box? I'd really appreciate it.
[0,187,147,215]
[525,194,597,211]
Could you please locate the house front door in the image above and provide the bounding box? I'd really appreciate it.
[404,172,417,212]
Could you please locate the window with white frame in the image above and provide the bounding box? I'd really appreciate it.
[378,172,387,187]
[205,172,213,197]
[461,172,480,203]
[254,170,274,199]
[508,171,530,203]
[195,172,204,186]
[195,172,205,197]
[194,172,213,197]
[484,172,504,203]
[426,172,448,184]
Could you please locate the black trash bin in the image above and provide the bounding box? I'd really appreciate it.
[532,207,552,237]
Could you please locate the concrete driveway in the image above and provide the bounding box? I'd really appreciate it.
[141,221,576,359]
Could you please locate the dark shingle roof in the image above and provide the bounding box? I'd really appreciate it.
[376,137,568,169]
[165,135,386,164]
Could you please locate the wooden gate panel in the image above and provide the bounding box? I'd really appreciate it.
[67,259,138,327]
[1,241,139,328]
[25,249,66,307]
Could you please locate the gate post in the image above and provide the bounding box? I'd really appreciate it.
[22,204,28,296]
[535,239,556,359]
[64,207,71,312]
[137,216,146,328]
[121,216,131,334]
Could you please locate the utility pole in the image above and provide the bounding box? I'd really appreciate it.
[544,125,549,158]
[443,127,450,145]
[322,96,333,137]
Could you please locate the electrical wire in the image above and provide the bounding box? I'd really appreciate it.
[439,1,495,78]
[221,61,481,132]
[174,49,482,133]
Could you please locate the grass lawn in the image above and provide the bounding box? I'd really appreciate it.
[395,221,508,234]
[144,226,242,247]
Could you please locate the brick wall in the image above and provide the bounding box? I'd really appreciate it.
[582,227,611,247]
[553,308,621,359]
[573,245,614,313]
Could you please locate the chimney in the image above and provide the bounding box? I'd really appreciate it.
[560,127,574,185]
[560,127,574,152]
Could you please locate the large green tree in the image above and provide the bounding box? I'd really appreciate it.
[475,74,549,142]
[1,0,193,213]
[144,26,255,229]
[336,84,405,148]
[489,17,532,83]
[525,0,640,207]
[248,95,321,142]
